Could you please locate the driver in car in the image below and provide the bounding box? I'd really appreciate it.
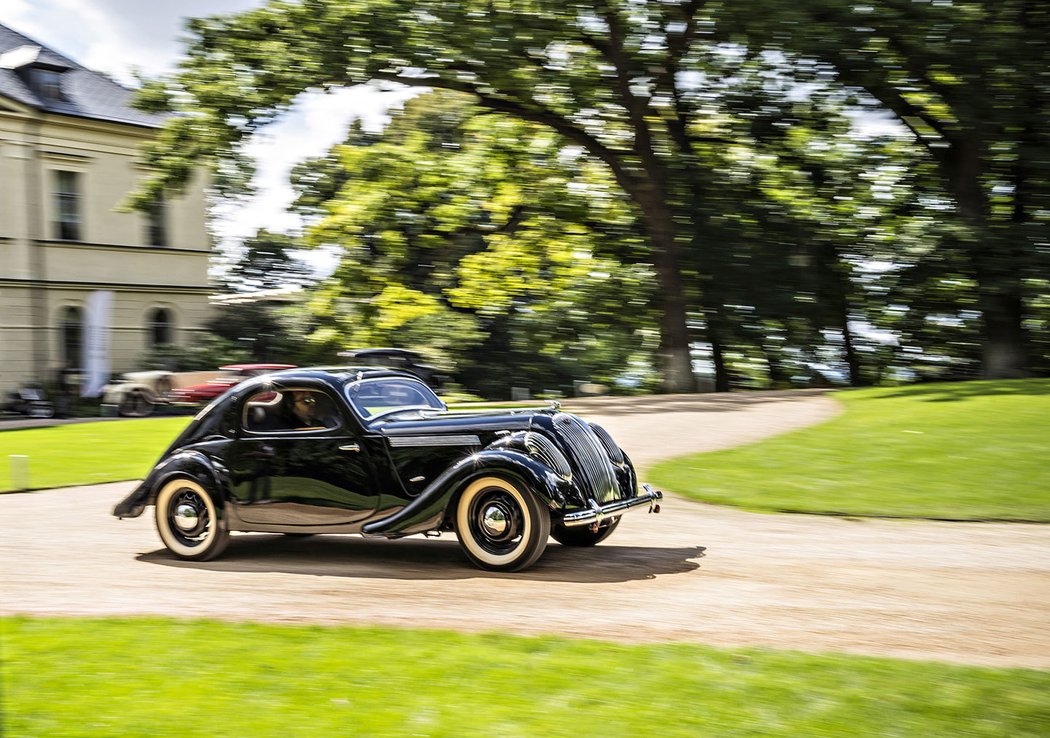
[288,390,337,429]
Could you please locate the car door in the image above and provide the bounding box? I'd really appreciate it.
[228,387,379,526]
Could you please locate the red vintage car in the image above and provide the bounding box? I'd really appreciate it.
[167,364,296,405]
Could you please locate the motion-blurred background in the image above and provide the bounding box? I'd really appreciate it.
[2,0,1047,408]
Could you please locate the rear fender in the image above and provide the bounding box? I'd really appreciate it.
[112,450,227,519]
[361,449,569,538]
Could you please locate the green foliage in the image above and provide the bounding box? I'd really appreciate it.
[131,0,1049,390]
[724,0,1050,379]
[291,91,656,396]
[5,617,1049,737]
[649,378,1050,520]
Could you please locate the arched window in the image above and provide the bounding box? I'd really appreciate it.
[59,306,83,367]
[147,308,173,347]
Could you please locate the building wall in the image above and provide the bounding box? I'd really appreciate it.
[0,102,212,395]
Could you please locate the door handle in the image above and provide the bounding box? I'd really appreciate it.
[339,443,361,453]
[248,444,275,459]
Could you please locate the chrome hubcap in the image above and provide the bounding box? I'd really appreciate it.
[481,505,508,537]
[173,502,200,532]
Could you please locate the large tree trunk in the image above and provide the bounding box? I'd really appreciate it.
[640,194,696,393]
[621,184,694,392]
[949,138,1029,378]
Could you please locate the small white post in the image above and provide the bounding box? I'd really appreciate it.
[9,454,30,490]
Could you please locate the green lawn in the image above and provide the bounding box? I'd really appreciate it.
[3,617,1047,737]
[649,378,1050,521]
[0,417,192,492]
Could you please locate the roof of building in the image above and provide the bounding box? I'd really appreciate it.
[0,23,167,128]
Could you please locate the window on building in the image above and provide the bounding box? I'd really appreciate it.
[147,308,173,347]
[60,306,83,367]
[146,197,167,247]
[53,170,81,241]
[33,69,65,101]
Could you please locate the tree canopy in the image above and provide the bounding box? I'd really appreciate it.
[132,0,1050,392]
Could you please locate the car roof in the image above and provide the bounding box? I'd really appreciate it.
[262,366,428,384]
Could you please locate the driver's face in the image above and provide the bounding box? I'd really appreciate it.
[291,392,316,413]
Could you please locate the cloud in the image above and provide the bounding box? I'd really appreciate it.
[214,85,420,250]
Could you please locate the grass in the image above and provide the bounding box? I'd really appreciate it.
[0,417,192,492]
[648,378,1050,521]
[2,617,1048,737]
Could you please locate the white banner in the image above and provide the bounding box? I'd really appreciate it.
[81,290,113,398]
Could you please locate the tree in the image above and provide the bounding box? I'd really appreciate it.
[726,0,1050,378]
[131,0,759,392]
[291,90,657,396]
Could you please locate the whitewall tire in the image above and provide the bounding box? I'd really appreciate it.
[155,478,229,561]
[455,476,550,572]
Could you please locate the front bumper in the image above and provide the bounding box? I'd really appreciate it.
[560,483,663,527]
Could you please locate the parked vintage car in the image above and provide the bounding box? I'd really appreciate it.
[103,364,296,417]
[101,370,180,417]
[166,364,297,405]
[337,348,448,390]
[113,367,662,572]
[1,384,55,419]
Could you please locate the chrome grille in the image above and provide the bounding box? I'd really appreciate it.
[588,422,625,465]
[524,432,572,478]
[552,413,620,502]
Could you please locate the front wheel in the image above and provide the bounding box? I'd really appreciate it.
[455,476,550,572]
[155,478,229,561]
[551,516,621,547]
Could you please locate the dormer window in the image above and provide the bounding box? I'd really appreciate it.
[0,44,71,102]
[34,68,65,101]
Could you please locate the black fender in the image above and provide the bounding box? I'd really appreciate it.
[361,449,570,538]
[112,450,228,519]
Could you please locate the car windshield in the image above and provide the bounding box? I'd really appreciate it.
[344,377,444,420]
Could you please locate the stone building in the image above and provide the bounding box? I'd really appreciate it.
[0,23,210,395]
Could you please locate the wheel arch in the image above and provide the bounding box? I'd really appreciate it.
[114,449,229,519]
[361,449,567,538]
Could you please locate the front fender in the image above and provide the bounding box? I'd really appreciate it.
[361,449,569,538]
[112,450,227,519]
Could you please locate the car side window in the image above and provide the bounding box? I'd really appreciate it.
[242,389,340,433]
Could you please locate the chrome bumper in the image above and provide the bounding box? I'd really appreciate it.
[560,483,663,527]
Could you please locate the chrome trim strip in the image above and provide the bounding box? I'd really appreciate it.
[560,484,663,527]
[388,434,481,448]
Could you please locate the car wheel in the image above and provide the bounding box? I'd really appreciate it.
[27,402,55,419]
[550,516,621,547]
[119,390,153,418]
[155,478,229,561]
[455,475,550,572]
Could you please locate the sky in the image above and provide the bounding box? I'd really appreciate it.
[0,0,417,271]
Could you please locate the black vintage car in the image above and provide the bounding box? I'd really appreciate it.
[114,368,662,571]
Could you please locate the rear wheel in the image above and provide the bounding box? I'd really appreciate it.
[119,390,154,417]
[551,516,621,547]
[155,478,229,561]
[455,475,550,572]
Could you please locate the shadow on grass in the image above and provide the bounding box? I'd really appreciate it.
[870,378,1050,403]
[567,389,834,417]
[137,534,705,583]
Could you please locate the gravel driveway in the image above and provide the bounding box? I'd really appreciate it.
[3,390,1048,668]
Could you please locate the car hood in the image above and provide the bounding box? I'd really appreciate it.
[376,409,537,438]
